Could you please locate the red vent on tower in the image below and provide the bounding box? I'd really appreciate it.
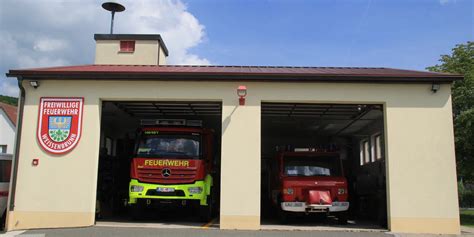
[120,40,135,52]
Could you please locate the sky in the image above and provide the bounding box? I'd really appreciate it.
[0,0,472,97]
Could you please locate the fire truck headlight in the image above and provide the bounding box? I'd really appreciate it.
[338,188,346,195]
[131,185,144,192]
[188,187,203,194]
[284,188,294,195]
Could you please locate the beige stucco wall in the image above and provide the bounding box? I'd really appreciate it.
[6,80,459,234]
[158,45,167,65]
[95,40,166,65]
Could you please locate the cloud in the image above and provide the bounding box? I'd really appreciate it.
[33,38,68,52]
[0,0,210,97]
[439,0,456,5]
[119,0,210,65]
[0,80,19,97]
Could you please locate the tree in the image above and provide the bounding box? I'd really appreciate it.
[427,41,474,182]
[0,95,18,106]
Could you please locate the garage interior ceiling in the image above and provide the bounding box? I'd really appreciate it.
[262,103,383,136]
[104,101,382,136]
[108,101,222,117]
[262,103,378,119]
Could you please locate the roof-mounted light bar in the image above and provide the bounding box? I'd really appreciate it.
[276,144,340,153]
[186,120,203,127]
[140,119,202,127]
[293,145,340,152]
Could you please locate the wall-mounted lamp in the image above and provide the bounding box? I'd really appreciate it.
[237,85,247,105]
[30,81,39,89]
[431,83,440,93]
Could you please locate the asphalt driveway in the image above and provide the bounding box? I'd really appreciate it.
[17,227,390,237]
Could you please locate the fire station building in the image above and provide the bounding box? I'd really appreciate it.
[5,34,463,234]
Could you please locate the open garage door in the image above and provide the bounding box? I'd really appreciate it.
[96,101,221,228]
[261,103,387,231]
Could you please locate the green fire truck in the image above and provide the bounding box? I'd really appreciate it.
[128,119,217,221]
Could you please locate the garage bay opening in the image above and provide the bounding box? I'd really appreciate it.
[96,101,221,227]
[261,103,387,230]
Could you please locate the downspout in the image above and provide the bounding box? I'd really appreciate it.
[8,76,25,212]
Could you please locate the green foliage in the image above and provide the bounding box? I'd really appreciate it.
[427,42,474,182]
[459,180,466,196]
[458,181,467,207]
[427,42,474,115]
[455,109,474,181]
[0,95,18,106]
[459,183,474,208]
[461,209,474,227]
[462,191,474,207]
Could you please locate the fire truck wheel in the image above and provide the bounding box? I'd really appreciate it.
[199,193,214,222]
[337,211,348,225]
[130,204,144,220]
[278,208,289,223]
[1,210,6,229]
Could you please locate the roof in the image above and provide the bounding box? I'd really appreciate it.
[6,65,462,83]
[94,34,169,56]
[0,102,17,126]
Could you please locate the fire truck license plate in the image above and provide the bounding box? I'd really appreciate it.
[157,187,175,192]
[285,202,303,207]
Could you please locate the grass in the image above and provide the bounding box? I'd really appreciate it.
[461,210,474,227]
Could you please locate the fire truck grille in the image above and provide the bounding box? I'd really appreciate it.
[137,168,197,184]
[146,190,186,197]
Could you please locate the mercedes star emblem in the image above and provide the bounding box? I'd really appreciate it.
[162,168,171,177]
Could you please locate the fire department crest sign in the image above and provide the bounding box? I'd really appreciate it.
[37,97,84,154]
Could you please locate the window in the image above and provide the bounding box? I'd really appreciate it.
[136,133,201,159]
[360,133,384,166]
[374,134,383,160]
[120,40,135,52]
[370,136,376,162]
[360,139,370,165]
[364,140,370,164]
[0,145,6,153]
[105,137,113,156]
[283,156,341,177]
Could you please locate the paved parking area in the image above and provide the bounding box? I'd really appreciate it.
[1,216,472,237]
[94,216,385,232]
[17,226,389,237]
[0,226,472,237]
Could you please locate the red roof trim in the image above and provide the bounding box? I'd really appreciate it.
[0,102,17,126]
[6,65,463,83]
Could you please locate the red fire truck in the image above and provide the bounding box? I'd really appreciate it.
[269,147,349,224]
[128,119,217,221]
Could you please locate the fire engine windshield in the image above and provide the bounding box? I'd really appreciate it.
[283,156,341,177]
[136,133,201,159]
